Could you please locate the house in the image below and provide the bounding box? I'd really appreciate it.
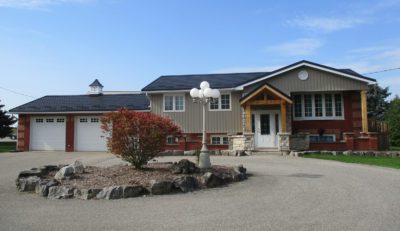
[10,60,379,152]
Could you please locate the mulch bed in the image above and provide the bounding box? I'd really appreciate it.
[48,162,236,190]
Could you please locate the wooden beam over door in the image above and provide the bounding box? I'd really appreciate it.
[249,99,281,105]
[361,90,368,133]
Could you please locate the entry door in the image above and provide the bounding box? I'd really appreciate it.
[254,111,280,148]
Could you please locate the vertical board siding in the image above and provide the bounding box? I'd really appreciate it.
[244,67,369,95]
[150,92,242,133]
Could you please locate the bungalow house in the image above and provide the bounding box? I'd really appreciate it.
[10,60,378,152]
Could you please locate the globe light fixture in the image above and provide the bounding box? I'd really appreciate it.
[190,81,221,169]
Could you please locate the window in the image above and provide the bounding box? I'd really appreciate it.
[304,94,312,117]
[325,94,333,116]
[164,95,185,112]
[260,114,270,135]
[211,136,229,145]
[293,93,344,120]
[166,136,177,145]
[309,134,336,143]
[314,94,323,117]
[91,118,99,123]
[80,118,88,123]
[294,95,302,117]
[35,118,43,123]
[209,94,231,111]
[56,118,65,123]
[334,94,342,116]
[251,114,255,133]
[46,118,54,123]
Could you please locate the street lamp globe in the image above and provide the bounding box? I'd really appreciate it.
[190,88,199,98]
[200,81,210,90]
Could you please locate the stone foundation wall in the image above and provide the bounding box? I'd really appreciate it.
[289,133,309,151]
[231,134,254,151]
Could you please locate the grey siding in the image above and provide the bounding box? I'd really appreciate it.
[244,67,369,95]
[150,92,242,134]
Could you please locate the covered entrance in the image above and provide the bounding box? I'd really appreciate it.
[240,83,293,149]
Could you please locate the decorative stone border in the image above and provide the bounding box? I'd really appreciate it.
[291,150,400,157]
[16,160,248,200]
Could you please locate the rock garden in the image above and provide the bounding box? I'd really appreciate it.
[16,159,247,200]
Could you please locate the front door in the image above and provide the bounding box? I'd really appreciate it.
[253,111,280,148]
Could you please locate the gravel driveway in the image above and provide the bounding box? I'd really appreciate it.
[1,152,400,231]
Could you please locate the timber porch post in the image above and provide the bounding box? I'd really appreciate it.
[361,90,368,133]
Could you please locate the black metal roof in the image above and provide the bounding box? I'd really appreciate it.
[142,60,376,91]
[9,94,149,113]
[89,79,104,87]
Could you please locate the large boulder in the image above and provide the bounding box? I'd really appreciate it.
[35,179,60,197]
[122,185,147,198]
[74,188,102,200]
[96,186,124,200]
[170,159,198,174]
[149,180,173,195]
[17,169,43,178]
[69,160,84,174]
[54,166,75,181]
[232,165,247,181]
[173,176,198,193]
[16,176,41,192]
[201,172,223,188]
[48,186,75,199]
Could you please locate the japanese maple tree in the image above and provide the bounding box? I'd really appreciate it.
[101,108,181,169]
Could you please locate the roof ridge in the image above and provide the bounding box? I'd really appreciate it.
[159,71,270,78]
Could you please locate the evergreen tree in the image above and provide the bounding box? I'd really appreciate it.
[386,96,400,147]
[0,102,17,138]
[367,84,391,121]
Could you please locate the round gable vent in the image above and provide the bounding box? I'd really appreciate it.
[298,70,309,80]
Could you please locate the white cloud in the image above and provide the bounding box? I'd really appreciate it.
[0,0,92,9]
[265,38,323,56]
[289,17,368,32]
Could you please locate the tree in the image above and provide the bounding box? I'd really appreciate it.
[367,84,391,121]
[386,96,400,146]
[0,102,17,138]
[101,108,182,169]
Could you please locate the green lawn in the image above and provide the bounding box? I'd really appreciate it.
[304,153,400,169]
[0,142,16,153]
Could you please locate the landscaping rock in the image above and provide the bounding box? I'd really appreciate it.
[69,160,84,174]
[201,172,223,188]
[96,186,124,200]
[16,176,41,192]
[17,169,43,178]
[173,176,198,193]
[149,180,173,195]
[343,150,352,156]
[173,150,184,156]
[184,150,196,156]
[170,159,198,174]
[122,185,146,198]
[232,165,247,181]
[48,186,75,199]
[35,179,59,197]
[74,188,102,200]
[54,166,75,181]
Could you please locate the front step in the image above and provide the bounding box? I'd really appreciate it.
[252,149,282,156]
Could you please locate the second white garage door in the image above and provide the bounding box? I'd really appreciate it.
[75,116,107,151]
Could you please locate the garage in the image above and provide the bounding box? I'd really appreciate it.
[30,116,66,151]
[75,116,107,151]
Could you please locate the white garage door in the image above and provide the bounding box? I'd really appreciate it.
[75,116,107,151]
[30,116,66,151]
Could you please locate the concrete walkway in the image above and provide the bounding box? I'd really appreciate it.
[1,152,400,231]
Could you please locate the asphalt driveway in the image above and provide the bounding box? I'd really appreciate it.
[1,152,400,231]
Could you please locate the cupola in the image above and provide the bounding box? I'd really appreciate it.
[88,79,104,95]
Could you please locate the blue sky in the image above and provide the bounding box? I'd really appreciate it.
[0,0,400,110]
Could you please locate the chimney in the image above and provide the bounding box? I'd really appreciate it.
[88,79,104,95]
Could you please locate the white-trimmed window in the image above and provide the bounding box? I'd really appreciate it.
[35,118,44,123]
[209,94,231,111]
[293,93,344,120]
[79,118,88,123]
[166,136,178,145]
[46,118,54,123]
[91,118,99,123]
[56,118,65,123]
[211,136,229,145]
[308,134,336,143]
[164,95,185,112]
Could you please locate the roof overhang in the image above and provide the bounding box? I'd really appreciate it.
[9,110,151,115]
[234,62,376,90]
[240,84,293,105]
[143,88,239,94]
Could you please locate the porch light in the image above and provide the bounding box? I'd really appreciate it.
[190,81,220,169]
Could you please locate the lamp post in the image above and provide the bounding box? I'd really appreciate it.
[190,81,220,169]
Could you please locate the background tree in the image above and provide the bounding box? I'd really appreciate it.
[0,102,17,138]
[367,84,391,121]
[101,108,182,169]
[386,96,400,147]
